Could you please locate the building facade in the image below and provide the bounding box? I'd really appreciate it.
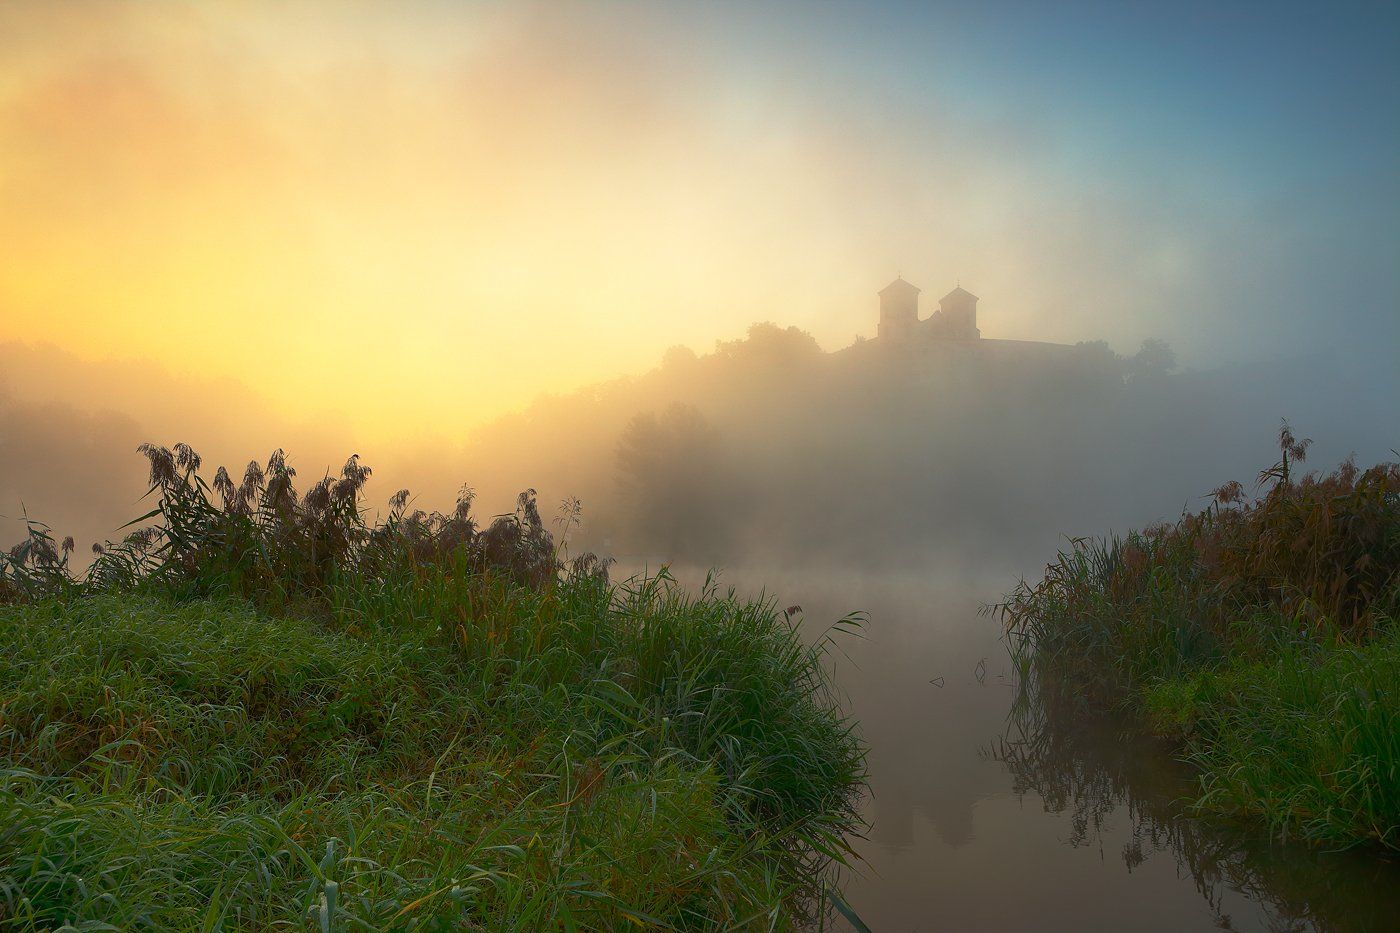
[878,278,980,341]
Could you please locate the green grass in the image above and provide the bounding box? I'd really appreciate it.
[0,579,864,929]
[995,427,1400,850]
[0,443,866,927]
[1144,626,1400,849]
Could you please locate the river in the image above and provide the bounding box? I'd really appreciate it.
[654,564,1400,932]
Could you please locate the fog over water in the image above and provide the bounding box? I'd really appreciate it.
[6,311,1398,928]
[3,2,1397,575]
[6,306,1395,577]
[650,563,1400,931]
[3,3,1399,928]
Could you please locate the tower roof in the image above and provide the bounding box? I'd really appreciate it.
[940,286,978,303]
[879,277,921,297]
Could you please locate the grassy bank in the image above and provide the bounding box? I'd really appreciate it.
[996,424,1399,850]
[0,446,864,929]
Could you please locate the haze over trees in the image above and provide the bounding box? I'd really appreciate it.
[4,313,1393,580]
[439,316,1391,577]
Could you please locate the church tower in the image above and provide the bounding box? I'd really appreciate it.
[878,277,920,340]
[937,286,980,339]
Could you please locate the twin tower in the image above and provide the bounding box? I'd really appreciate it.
[877,278,980,341]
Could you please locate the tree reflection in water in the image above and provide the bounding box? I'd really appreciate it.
[990,674,1400,932]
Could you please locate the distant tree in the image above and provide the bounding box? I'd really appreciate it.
[1128,338,1177,381]
[1074,338,1116,359]
[1073,340,1124,381]
[660,345,699,371]
[713,322,822,365]
[614,403,728,558]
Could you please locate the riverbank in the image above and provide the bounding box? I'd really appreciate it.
[996,426,1399,850]
[0,447,864,928]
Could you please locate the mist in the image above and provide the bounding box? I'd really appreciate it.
[430,302,1400,579]
[3,3,1399,928]
[7,290,1396,580]
[4,1,1397,447]
[5,1,1395,561]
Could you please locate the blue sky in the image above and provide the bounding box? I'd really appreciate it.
[710,0,1400,364]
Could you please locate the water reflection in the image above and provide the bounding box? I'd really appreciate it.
[638,565,1400,931]
[992,676,1400,932]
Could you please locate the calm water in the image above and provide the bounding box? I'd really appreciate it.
[659,565,1400,932]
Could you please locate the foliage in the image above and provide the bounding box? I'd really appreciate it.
[993,422,1400,849]
[2,444,565,606]
[713,323,823,365]
[0,445,865,929]
[1127,337,1178,381]
[614,404,731,559]
[1144,628,1400,848]
[992,669,1400,930]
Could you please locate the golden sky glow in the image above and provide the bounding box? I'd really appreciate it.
[3,2,1395,444]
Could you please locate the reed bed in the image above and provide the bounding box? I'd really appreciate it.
[0,445,865,929]
[994,423,1400,850]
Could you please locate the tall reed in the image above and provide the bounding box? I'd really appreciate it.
[0,444,867,928]
[991,422,1400,849]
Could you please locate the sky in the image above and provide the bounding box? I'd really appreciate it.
[2,0,1397,443]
